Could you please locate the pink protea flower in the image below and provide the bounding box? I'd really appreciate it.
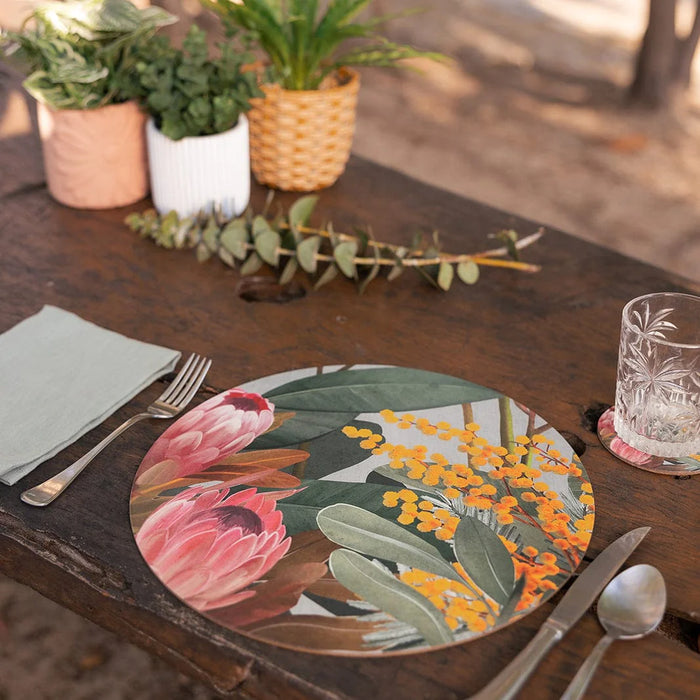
[136,486,290,611]
[138,389,275,482]
[598,407,663,468]
[609,436,659,467]
[597,407,616,436]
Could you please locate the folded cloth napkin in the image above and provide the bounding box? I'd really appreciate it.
[0,305,180,485]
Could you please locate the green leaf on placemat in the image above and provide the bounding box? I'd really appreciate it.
[496,574,527,623]
[289,419,384,478]
[263,367,500,413]
[276,481,392,535]
[329,549,454,646]
[251,409,357,450]
[317,504,463,584]
[251,367,500,450]
[453,515,516,605]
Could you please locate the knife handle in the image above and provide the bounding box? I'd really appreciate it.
[469,621,564,700]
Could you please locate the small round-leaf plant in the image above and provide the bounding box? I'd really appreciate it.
[125,195,544,293]
[128,24,262,140]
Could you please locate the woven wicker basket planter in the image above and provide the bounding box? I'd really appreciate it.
[247,68,360,192]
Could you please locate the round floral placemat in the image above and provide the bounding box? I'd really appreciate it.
[130,365,595,656]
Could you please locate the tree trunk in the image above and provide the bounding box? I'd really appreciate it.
[628,0,700,108]
[674,0,700,85]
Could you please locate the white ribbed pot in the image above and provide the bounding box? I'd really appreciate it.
[146,116,250,218]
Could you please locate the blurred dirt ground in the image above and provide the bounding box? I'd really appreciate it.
[1,1,700,699]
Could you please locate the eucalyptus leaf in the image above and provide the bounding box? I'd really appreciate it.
[314,263,338,290]
[240,251,263,275]
[437,261,454,291]
[255,229,281,266]
[358,261,380,294]
[453,515,516,605]
[218,247,235,267]
[496,229,520,261]
[317,504,463,584]
[333,240,358,279]
[126,195,537,296]
[252,214,274,238]
[278,256,298,285]
[329,549,453,646]
[202,216,220,252]
[195,242,211,262]
[296,235,321,273]
[387,264,404,281]
[457,260,480,285]
[289,194,318,231]
[219,218,250,260]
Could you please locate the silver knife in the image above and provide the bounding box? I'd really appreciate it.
[469,526,650,700]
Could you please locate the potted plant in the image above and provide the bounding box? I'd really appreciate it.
[201,0,444,192]
[128,24,262,218]
[0,0,175,209]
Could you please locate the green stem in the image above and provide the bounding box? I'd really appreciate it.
[498,396,515,454]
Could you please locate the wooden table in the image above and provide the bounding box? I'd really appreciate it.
[1,92,699,700]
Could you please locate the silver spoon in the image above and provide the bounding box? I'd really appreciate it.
[561,564,666,700]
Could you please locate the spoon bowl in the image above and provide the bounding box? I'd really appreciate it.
[561,564,666,700]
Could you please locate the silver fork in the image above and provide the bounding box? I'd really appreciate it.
[20,353,212,507]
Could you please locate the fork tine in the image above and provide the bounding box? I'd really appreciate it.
[168,355,209,406]
[158,353,199,403]
[171,357,212,409]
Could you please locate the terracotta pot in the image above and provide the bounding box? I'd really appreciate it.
[37,101,148,209]
[247,68,360,192]
[146,116,250,218]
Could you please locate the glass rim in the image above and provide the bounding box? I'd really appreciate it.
[622,291,700,350]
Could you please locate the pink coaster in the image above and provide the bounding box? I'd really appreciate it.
[597,407,700,476]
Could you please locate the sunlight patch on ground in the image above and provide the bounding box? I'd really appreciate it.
[527,0,645,40]
[395,58,483,126]
[450,17,535,68]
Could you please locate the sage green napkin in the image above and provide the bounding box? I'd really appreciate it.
[0,305,180,485]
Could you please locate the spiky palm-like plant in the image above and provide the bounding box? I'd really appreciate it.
[202,0,444,90]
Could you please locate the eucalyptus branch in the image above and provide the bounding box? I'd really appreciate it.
[125,195,544,293]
